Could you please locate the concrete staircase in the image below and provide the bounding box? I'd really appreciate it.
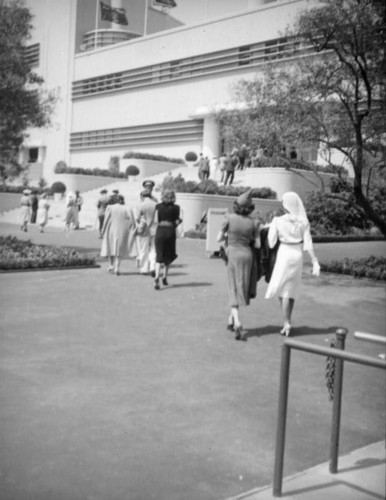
[1,166,245,229]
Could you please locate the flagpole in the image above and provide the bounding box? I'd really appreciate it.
[94,0,100,50]
[143,0,148,36]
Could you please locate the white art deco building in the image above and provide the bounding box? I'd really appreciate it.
[22,0,323,183]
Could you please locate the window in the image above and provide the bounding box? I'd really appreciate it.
[23,43,40,68]
[28,148,39,163]
[238,45,251,66]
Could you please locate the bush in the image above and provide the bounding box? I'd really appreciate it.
[160,174,277,199]
[126,165,140,176]
[54,161,68,173]
[54,164,127,179]
[50,181,66,194]
[0,236,96,270]
[122,151,184,165]
[185,151,198,162]
[321,256,386,281]
[305,191,370,235]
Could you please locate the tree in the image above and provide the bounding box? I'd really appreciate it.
[0,0,56,181]
[217,0,386,235]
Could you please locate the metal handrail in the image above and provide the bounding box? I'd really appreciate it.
[273,330,386,497]
[354,331,386,345]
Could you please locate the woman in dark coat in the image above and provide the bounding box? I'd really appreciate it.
[217,189,260,340]
[154,189,182,290]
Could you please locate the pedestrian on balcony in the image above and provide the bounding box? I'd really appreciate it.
[265,192,320,337]
[153,189,182,290]
[224,152,238,186]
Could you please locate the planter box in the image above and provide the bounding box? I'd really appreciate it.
[54,173,123,193]
[121,159,182,180]
[244,168,336,200]
[176,192,281,232]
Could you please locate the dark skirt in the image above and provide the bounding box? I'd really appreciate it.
[155,226,177,265]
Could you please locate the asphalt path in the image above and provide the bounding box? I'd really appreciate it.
[0,223,385,500]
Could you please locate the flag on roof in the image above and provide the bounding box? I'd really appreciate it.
[100,1,128,25]
[153,0,177,8]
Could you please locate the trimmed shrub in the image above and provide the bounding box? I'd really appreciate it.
[54,161,68,173]
[126,165,140,176]
[185,151,198,162]
[54,164,127,178]
[50,181,66,194]
[160,174,277,199]
[122,151,184,165]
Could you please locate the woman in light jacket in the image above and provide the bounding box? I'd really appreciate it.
[265,192,320,336]
[101,195,136,275]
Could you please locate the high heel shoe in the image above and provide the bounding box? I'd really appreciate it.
[235,325,244,341]
[154,278,160,290]
[162,277,168,286]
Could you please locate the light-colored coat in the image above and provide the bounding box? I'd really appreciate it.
[101,204,136,258]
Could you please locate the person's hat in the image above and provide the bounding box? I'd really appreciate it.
[100,189,108,194]
[236,188,253,208]
[112,189,119,194]
[23,189,31,195]
[142,180,155,189]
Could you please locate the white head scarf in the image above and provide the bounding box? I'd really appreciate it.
[282,192,308,222]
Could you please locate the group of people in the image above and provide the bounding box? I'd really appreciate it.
[217,190,320,340]
[19,189,50,233]
[99,180,182,288]
[195,148,261,185]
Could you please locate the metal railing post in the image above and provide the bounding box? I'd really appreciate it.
[273,343,291,497]
[329,328,348,473]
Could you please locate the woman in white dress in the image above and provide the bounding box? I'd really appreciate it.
[37,193,50,232]
[265,192,320,336]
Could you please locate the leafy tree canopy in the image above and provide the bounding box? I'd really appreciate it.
[217,0,386,235]
[0,0,56,181]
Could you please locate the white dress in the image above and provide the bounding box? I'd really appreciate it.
[265,214,313,300]
[37,199,50,226]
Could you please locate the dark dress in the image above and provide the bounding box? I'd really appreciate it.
[221,213,259,307]
[155,202,180,265]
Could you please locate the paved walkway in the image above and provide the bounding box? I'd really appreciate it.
[0,224,385,500]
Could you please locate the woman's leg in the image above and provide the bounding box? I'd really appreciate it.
[154,262,161,289]
[279,297,295,335]
[231,306,245,340]
[162,264,169,285]
[107,256,114,272]
[114,257,121,274]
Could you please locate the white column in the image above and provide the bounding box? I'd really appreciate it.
[202,115,220,159]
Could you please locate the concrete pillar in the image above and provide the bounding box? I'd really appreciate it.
[202,115,220,159]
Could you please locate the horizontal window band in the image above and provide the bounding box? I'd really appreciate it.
[72,39,317,99]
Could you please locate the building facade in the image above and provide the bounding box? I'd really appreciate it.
[23,0,330,183]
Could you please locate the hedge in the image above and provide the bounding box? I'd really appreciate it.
[321,256,386,281]
[54,164,127,178]
[123,151,184,165]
